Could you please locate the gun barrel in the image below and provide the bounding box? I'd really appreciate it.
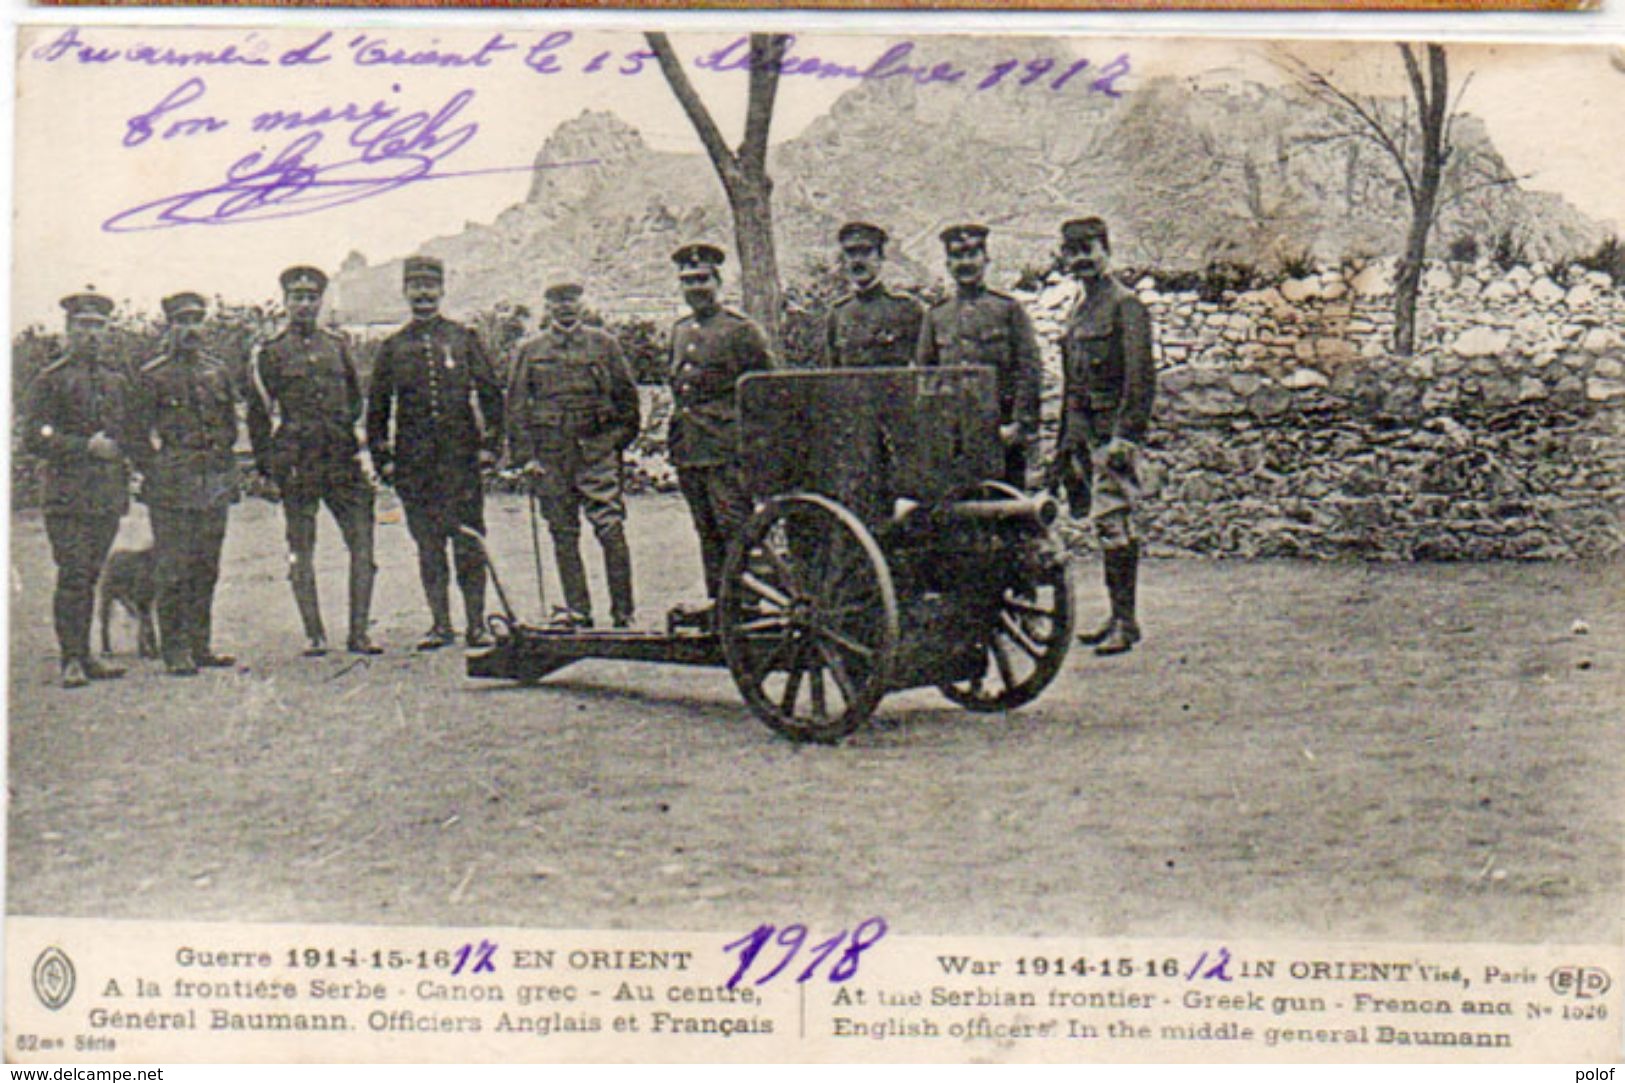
[947,494,1059,527]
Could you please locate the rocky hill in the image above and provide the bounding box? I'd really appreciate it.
[329,38,1605,323]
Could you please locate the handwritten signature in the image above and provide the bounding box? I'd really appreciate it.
[104,85,594,232]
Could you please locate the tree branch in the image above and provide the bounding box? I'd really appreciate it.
[740,35,789,172]
[645,32,739,188]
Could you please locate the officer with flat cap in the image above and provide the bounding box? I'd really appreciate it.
[822,221,923,369]
[916,224,1042,488]
[24,288,139,688]
[1052,216,1156,656]
[666,243,776,621]
[367,256,505,650]
[130,292,240,675]
[248,265,382,656]
[508,282,640,629]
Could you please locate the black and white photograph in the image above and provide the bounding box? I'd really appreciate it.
[5,24,1622,1062]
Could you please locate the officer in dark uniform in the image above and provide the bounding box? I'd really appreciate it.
[916,224,1042,488]
[508,283,640,629]
[367,256,505,650]
[248,266,381,656]
[822,221,923,369]
[1052,217,1156,656]
[24,289,138,688]
[131,292,239,676]
[667,243,776,618]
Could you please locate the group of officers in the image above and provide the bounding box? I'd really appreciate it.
[25,214,1155,690]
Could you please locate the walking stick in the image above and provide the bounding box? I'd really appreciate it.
[526,482,549,621]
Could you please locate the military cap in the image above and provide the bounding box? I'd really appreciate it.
[161,292,207,321]
[403,255,444,283]
[671,243,727,270]
[939,223,990,248]
[838,221,888,249]
[1061,217,1110,247]
[279,265,328,293]
[544,283,584,304]
[60,289,114,321]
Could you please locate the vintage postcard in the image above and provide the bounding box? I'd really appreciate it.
[5,25,1622,1063]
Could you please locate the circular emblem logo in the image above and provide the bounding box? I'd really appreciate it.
[32,946,76,1011]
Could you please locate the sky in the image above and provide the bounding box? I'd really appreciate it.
[10,26,1625,326]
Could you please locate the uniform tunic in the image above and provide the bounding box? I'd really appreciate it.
[822,285,924,369]
[916,287,1042,434]
[366,314,504,506]
[24,353,138,661]
[509,322,639,535]
[1057,278,1156,533]
[131,350,239,659]
[248,326,368,497]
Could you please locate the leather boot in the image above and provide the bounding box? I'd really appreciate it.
[191,602,234,668]
[552,531,593,626]
[455,539,489,647]
[1095,542,1141,656]
[290,557,327,655]
[601,524,635,629]
[348,555,382,655]
[1077,551,1120,646]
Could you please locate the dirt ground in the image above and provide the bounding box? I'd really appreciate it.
[7,492,1622,944]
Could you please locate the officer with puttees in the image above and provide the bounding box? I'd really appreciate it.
[24,289,139,688]
[821,221,923,369]
[666,243,776,625]
[130,292,240,675]
[248,266,382,656]
[366,256,506,649]
[508,283,641,629]
[915,224,1043,489]
[1052,217,1156,656]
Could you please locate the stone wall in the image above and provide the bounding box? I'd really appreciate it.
[1023,260,1625,560]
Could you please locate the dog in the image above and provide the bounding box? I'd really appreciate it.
[98,546,160,659]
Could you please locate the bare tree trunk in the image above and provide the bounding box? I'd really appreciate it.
[646,32,787,350]
[1392,44,1449,356]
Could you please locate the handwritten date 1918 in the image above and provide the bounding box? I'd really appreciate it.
[723,917,888,990]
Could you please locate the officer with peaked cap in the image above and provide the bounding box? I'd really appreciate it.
[24,289,139,687]
[247,265,382,656]
[367,255,505,649]
[1052,216,1156,656]
[822,221,923,370]
[130,292,240,675]
[508,282,640,629]
[916,224,1042,488]
[666,243,776,622]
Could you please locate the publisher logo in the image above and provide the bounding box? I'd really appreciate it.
[32,946,76,1010]
[1549,966,1611,1000]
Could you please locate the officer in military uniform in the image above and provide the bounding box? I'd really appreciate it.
[667,243,776,618]
[821,221,923,369]
[1052,217,1156,656]
[509,283,640,629]
[248,266,382,656]
[367,256,505,649]
[131,292,239,676]
[916,224,1042,488]
[24,289,138,688]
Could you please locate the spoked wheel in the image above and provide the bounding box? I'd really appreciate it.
[719,493,899,744]
[940,481,1075,712]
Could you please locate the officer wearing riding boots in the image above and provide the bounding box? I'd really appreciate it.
[367,256,506,650]
[666,243,776,620]
[130,292,240,676]
[508,282,640,630]
[24,289,140,688]
[822,221,923,369]
[916,224,1042,489]
[247,265,382,656]
[1052,217,1156,656]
